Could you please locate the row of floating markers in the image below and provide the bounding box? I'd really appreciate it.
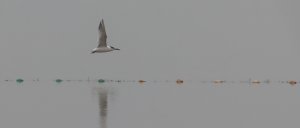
[2,79,299,85]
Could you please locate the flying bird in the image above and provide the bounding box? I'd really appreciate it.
[91,19,119,53]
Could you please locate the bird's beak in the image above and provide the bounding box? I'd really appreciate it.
[113,47,120,50]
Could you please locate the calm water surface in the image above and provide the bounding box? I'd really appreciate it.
[0,82,299,128]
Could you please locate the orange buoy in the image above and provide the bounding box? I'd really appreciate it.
[288,80,297,85]
[176,79,184,84]
[138,80,146,84]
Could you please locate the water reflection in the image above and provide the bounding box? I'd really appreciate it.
[0,82,299,128]
[94,87,108,128]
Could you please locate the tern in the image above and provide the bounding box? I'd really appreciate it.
[91,19,119,53]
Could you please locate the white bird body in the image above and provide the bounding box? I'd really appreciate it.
[91,19,119,53]
[92,47,114,53]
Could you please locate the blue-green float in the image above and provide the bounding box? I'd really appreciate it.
[16,79,24,83]
[98,79,105,83]
[55,79,63,83]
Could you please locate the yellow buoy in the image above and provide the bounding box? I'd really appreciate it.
[251,80,260,84]
[213,80,225,84]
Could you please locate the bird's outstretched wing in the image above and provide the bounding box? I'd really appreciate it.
[98,19,107,47]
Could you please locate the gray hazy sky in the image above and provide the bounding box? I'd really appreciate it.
[1,0,300,80]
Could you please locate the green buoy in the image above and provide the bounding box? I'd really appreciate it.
[55,79,63,83]
[16,79,24,83]
[98,79,105,83]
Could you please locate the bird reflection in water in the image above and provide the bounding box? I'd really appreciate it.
[94,88,108,128]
